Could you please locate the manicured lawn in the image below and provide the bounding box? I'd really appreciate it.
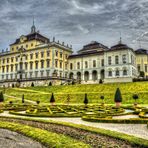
[1,82,148,104]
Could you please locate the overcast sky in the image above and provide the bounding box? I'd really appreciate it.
[1,0,148,53]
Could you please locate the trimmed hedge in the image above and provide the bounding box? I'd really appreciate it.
[0,121,90,148]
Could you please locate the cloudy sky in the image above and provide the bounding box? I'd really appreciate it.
[1,0,148,52]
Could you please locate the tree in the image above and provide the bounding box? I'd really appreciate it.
[133,94,139,106]
[114,88,122,107]
[0,92,4,103]
[50,93,55,105]
[84,93,88,106]
[100,95,104,105]
[49,82,52,86]
[31,82,34,87]
[22,94,25,103]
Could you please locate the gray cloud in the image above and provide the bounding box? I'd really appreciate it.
[0,0,148,52]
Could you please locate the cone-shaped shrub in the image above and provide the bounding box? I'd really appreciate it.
[84,93,88,106]
[22,94,25,103]
[0,92,4,102]
[31,82,34,87]
[114,88,122,103]
[133,94,138,105]
[49,82,52,86]
[50,93,55,104]
[114,88,122,107]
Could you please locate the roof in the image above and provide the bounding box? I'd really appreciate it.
[10,32,49,46]
[69,50,104,59]
[78,41,108,53]
[135,48,148,55]
[108,42,134,52]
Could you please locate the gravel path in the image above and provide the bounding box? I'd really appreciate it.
[1,111,148,140]
[0,129,45,148]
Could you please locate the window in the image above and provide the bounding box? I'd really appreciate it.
[60,72,62,77]
[35,53,38,58]
[122,55,126,64]
[65,63,68,70]
[46,70,50,77]
[15,64,18,71]
[108,56,111,65]
[11,57,14,62]
[70,63,73,70]
[25,55,28,60]
[25,63,28,70]
[35,71,38,77]
[55,60,58,67]
[41,60,44,68]
[6,66,9,72]
[101,59,104,67]
[35,62,38,69]
[41,71,44,77]
[11,65,13,72]
[26,44,28,48]
[65,54,68,59]
[93,60,96,67]
[55,51,58,57]
[31,43,33,47]
[3,59,5,64]
[115,56,119,64]
[123,69,127,76]
[7,58,9,63]
[60,62,62,68]
[85,61,88,68]
[108,71,112,77]
[30,72,33,78]
[77,62,80,69]
[145,64,147,72]
[30,54,33,59]
[115,69,120,76]
[12,48,14,51]
[47,60,50,68]
[41,52,44,58]
[47,51,50,57]
[2,66,5,73]
[137,64,140,72]
[30,62,33,70]
[16,57,18,62]
[60,53,63,58]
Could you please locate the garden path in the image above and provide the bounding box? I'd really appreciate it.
[0,111,148,140]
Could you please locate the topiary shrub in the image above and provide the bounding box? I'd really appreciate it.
[31,82,34,87]
[36,100,40,105]
[133,94,139,107]
[50,93,55,105]
[0,92,4,103]
[12,83,15,88]
[100,95,104,106]
[99,79,103,84]
[84,93,88,107]
[49,82,52,86]
[22,94,25,104]
[114,88,122,108]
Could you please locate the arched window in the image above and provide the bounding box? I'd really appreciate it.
[115,69,120,76]
[108,71,112,77]
[70,63,73,70]
[123,69,127,76]
[85,61,88,68]
[77,62,80,69]
[115,55,119,64]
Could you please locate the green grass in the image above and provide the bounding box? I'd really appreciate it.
[0,121,90,148]
[1,82,148,104]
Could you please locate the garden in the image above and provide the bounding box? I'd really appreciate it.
[0,83,148,147]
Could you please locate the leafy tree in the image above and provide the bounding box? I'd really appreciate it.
[49,82,52,86]
[114,88,122,107]
[84,93,88,106]
[133,94,139,105]
[31,82,34,87]
[22,94,25,103]
[0,92,4,103]
[50,93,55,105]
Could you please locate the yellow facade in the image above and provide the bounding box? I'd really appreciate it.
[136,54,148,77]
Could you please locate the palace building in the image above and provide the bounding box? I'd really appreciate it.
[0,24,148,87]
